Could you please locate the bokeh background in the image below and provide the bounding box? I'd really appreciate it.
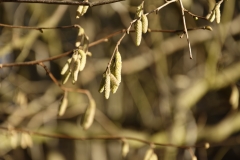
[0,0,240,159]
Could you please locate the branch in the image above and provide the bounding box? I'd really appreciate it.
[0,126,206,149]
[0,0,125,7]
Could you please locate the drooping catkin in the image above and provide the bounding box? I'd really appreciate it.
[73,59,81,82]
[114,51,122,83]
[215,3,221,23]
[150,153,158,160]
[20,133,32,149]
[105,73,111,99]
[110,73,119,94]
[58,92,68,116]
[61,58,72,75]
[76,0,89,18]
[230,85,239,110]
[141,14,148,33]
[75,27,85,47]
[134,20,142,46]
[62,71,71,84]
[78,49,87,71]
[81,98,96,130]
[143,148,154,160]
[121,139,129,158]
[99,74,106,93]
[207,11,216,22]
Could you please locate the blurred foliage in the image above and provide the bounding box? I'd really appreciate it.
[0,0,240,160]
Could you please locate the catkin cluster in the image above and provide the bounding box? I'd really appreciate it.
[61,49,87,84]
[206,2,222,23]
[134,1,148,46]
[99,50,122,99]
[76,0,89,18]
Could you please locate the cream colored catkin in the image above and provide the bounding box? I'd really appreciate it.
[134,20,142,46]
[73,59,81,82]
[75,27,85,47]
[149,153,158,160]
[62,71,71,84]
[20,133,32,149]
[61,58,72,75]
[121,140,129,158]
[104,73,111,99]
[99,75,106,93]
[215,3,221,23]
[58,92,68,116]
[81,98,96,130]
[78,49,87,71]
[114,51,122,82]
[141,14,148,33]
[143,148,154,160]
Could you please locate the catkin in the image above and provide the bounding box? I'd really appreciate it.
[58,92,68,116]
[61,58,72,75]
[114,51,122,83]
[121,140,129,158]
[105,73,111,99]
[143,148,154,160]
[62,71,71,84]
[215,3,221,23]
[142,14,148,33]
[73,60,81,82]
[134,20,142,46]
[99,75,106,93]
[79,49,87,71]
[81,98,96,130]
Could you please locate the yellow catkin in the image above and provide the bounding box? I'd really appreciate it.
[105,73,111,99]
[73,59,81,82]
[110,73,119,94]
[207,11,216,22]
[149,153,158,160]
[61,58,72,75]
[9,131,18,149]
[121,140,129,158]
[143,148,154,160]
[76,6,83,19]
[114,51,122,82]
[230,85,239,110]
[215,4,221,23]
[81,98,96,130]
[78,49,87,71]
[62,71,71,84]
[99,74,106,93]
[134,20,142,46]
[75,27,85,47]
[141,14,148,33]
[58,92,68,116]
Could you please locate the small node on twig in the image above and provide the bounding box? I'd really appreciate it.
[81,98,96,130]
[76,0,89,18]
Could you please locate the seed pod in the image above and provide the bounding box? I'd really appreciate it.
[143,148,154,160]
[141,14,148,33]
[61,58,72,75]
[121,139,129,158]
[81,98,96,130]
[62,71,71,84]
[134,20,142,46]
[114,51,122,82]
[215,3,221,23]
[58,92,68,116]
[79,49,87,71]
[105,73,111,99]
[99,74,106,93]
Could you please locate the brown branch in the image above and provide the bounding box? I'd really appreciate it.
[178,0,193,59]
[0,126,207,149]
[0,0,125,7]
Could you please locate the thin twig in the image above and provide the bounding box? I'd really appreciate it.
[0,126,207,149]
[178,0,193,59]
[0,0,125,7]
